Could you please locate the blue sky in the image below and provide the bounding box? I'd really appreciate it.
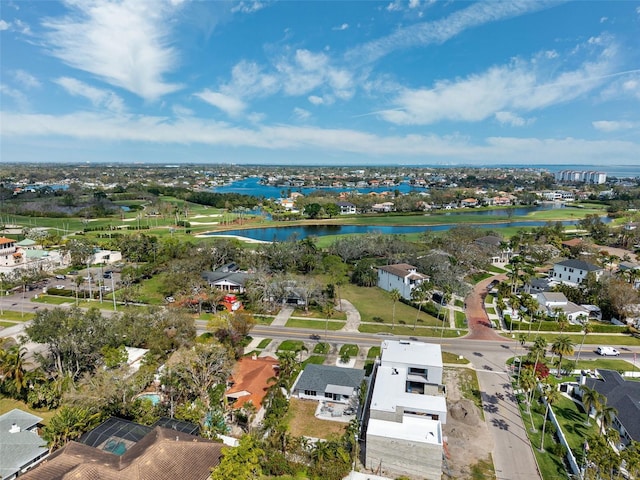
[1,0,640,167]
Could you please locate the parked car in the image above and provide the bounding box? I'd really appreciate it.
[55,274,66,280]
[596,346,620,356]
[55,285,65,290]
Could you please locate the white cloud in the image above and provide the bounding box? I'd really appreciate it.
[42,0,181,100]
[195,89,246,117]
[600,16,608,23]
[379,38,618,125]
[333,23,349,31]
[0,84,29,110]
[13,70,41,89]
[386,1,402,12]
[308,95,324,105]
[495,111,529,127]
[348,1,556,65]
[592,120,635,132]
[172,104,194,117]
[2,110,639,166]
[13,19,30,34]
[409,0,420,9]
[293,107,311,121]
[231,1,265,14]
[55,77,125,112]
[0,20,10,30]
[544,50,558,59]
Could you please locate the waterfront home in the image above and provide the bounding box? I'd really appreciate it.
[377,263,429,300]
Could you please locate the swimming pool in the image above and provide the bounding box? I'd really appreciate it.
[136,393,161,405]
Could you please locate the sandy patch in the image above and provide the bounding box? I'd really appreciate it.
[443,367,494,479]
[189,221,220,226]
[194,234,269,244]
[192,214,223,219]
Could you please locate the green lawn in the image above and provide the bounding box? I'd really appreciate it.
[339,344,359,357]
[341,283,440,327]
[487,265,507,274]
[277,340,305,352]
[574,358,636,371]
[0,310,35,321]
[285,318,345,330]
[484,294,495,304]
[454,298,464,308]
[313,343,329,354]
[551,395,598,460]
[302,355,326,366]
[358,323,465,337]
[486,307,496,315]
[32,295,74,305]
[291,308,347,321]
[257,338,272,349]
[442,351,470,365]
[454,310,467,328]
[364,346,381,375]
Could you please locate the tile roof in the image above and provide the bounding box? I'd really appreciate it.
[0,236,16,245]
[554,259,602,272]
[378,264,421,278]
[225,356,279,409]
[0,409,47,480]
[293,364,365,394]
[21,426,224,480]
[584,369,640,441]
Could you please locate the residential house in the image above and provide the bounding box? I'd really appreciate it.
[292,364,365,404]
[225,356,279,412]
[202,264,250,293]
[536,292,589,323]
[551,259,604,286]
[474,235,512,263]
[460,198,478,208]
[337,201,356,215]
[22,417,223,480]
[371,202,394,213]
[377,263,428,300]
[578,370,640,448]
[91,249,123,265]
[364,340,447,480]
[0,409,49,480]
[0,236,18,267]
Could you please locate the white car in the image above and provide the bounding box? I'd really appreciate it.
[55,285,65,290]
[596,346,620,356]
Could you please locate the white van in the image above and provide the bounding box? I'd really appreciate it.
[596,346,620,356]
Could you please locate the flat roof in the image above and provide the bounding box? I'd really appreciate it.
[380,340,442,368]
[367,417,442,445]
[370,366,447,414]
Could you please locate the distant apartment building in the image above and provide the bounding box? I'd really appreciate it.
[554,170,607,184]
[363,340,446,480]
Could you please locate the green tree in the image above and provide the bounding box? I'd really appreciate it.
[325,203,339,218]
[539,384,561,451]
[411,281,432,330]
[550,335,574,378]
[390,288,401,330]
[0,344,29,398]
[42,405,102,452]
[211,435,264,480]
[304,203,322,219]
[581,386,602,426]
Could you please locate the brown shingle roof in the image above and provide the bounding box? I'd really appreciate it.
[21,427,224,480]
[378,263,422,278]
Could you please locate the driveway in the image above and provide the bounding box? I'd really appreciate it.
[464,274,508,341]
[339,299,361,333]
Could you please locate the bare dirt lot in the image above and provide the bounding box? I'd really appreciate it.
[443,367,495,479]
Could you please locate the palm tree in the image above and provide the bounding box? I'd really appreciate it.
[596,401,618,436]
[390,289,401,330]
[575,315,592,363]
[0,344,29,397]
[551,335,574,378]
[411,282,431,330]
[540,384,561,451]
[581,386,602,426]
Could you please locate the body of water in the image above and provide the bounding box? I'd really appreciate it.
[211,176,422,198]
[205,215,610,242]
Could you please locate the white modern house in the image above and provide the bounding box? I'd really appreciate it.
[377,264,429,300]
[551,259,603,286]
[364,340,447,480]
[336,201,357,215]
[536,292,589,323]
[0,409,49,479]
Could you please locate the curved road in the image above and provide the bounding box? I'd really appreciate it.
[464,274,508,341]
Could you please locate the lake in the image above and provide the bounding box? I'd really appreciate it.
[204,215,609,242]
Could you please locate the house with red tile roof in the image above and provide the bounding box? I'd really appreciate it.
[225,356,279,410]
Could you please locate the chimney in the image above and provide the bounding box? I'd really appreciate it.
[9,423,21,433]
